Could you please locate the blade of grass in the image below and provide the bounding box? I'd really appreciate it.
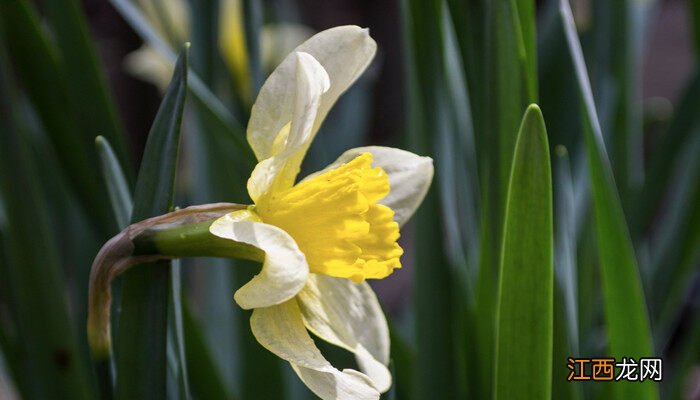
[0,29,95,400]
[494,104,553,400]
[115,45,189,400]
[560,2,657,399]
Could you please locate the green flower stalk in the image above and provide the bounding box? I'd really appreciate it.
[87,203,246,358]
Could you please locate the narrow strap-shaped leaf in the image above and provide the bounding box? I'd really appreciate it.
[167,261,191,400]
[666,310,700,399]
[401,1,460,398]
[651,130,700,346]
[115,45,189,400]
[514,0,537,100]
[553,146,579,351]
[96,139,192,400]
[242,0,263,97]
[93,136,134,400]
[494,104,553,400]
[95,136,133,230]
[552,148,582,400]
[0,29,95,400]
[182,303,233,400]
[494,0,535,215]
[41,0,131,173]
[0,0,118,236]
[559,2,657,399]
[633,70,700,235]
[109,0,254,167]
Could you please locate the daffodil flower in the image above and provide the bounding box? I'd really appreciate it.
[88,26,433,399]
[202,26,433,398]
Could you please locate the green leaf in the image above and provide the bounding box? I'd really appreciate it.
[182,304,233,400]
[41,0,131,173]
[186,0,217,84]
[115,45,189,400]
[559,2,657,399]
[665,310,700,400]
[0,0,118,236]
[553,146,579,352]
[242,0,263,97]
[95,136,133,230]
[515,0,537,100]
[109,0,255,168]
[494,104,553,400]
[633,70,700,235]
[94,135,133,399]
[494,0,536,207]
[167,261,191,400]
[551,283,583,400]
[587,0,651,202]
[401,1,460,398]
[650,129,700,345]
[386,324,414,400]
[0,29,95,400]
[96,138,193,400]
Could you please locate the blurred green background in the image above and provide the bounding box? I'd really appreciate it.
[0,0,699,399]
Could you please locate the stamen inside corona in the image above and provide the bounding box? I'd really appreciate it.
[256,153,403,281]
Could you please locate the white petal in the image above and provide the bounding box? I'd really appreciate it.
[248,25,377,161]
[247,52,329,202]
[292,365,379,400]
[304,146,434,226]
[124,45,173,91]
[297,275,392,393]
[209,211,308,309]
[251,301,380,400]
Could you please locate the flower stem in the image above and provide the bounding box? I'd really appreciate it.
[133,218,265,262]
[87,203,260,362]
